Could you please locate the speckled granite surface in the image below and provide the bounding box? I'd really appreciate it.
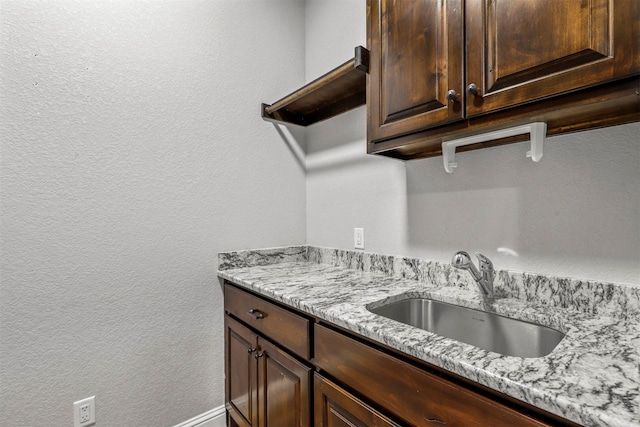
[218,246,640,427]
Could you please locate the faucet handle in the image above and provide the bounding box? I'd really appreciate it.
[474,252,493,270]
[475,253,495,286]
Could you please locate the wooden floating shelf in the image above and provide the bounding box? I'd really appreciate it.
[262,46,369,126]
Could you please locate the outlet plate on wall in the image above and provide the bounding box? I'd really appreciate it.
[354,228,364,249]
[74,396,95,427]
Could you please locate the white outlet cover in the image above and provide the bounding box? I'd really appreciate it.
[74,396,96,427]
[354,228,364,249]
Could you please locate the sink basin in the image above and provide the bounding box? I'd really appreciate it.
[369,298,565,358]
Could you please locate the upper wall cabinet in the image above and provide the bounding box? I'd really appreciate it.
[465,0,638,116]
[367,0,464,142]
[367,0,640,160]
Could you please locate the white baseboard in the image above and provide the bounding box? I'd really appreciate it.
[174,405,226,427]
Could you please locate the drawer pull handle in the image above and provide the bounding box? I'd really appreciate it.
[247,309,265,319]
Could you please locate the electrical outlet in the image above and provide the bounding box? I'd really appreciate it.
[74,396,95,427]
[80,404,90,423]
[354,228,364,249]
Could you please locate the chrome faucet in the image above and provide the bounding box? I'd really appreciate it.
[452,251,495,299]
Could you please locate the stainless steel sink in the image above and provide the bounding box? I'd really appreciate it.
[369,298,565,358]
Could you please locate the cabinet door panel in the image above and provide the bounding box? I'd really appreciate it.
[381,1,441,121]
[466,0,640,116]
[258,338,311,427]
[368,0,464,144]
[225,316,259,427]
[314,374,401,427]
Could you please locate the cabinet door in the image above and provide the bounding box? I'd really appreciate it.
[465,0,640,116]
[225,316,259,427]
[257,338,311,427]
[367,0,464,144]
[314,374,401,427]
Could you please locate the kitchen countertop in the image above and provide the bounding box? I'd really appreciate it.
[218,246,640,427]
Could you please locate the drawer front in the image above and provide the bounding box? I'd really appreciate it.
[314,324,549,427]
[225,283,310,359]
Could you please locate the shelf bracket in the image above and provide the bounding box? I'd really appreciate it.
[441,122,547,173]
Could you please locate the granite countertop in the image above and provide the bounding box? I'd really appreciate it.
[218,246,640,427]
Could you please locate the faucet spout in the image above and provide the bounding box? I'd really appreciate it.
[452,251,495,299]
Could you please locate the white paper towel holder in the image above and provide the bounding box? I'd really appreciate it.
[441,122,547,173]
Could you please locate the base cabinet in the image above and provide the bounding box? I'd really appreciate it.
[225,315,311,427]
[224,281,579,427]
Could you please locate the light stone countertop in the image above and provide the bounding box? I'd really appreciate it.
[218,246,640,427]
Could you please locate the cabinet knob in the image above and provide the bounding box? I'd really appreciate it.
[247,309,265,320]
[466,83,479,96]
[254,352,264,359]
[247,347,256,355]
[446,89,458,102]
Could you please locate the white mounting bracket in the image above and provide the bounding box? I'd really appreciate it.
[441,122,547,173]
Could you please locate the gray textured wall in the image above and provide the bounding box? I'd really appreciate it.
[0,1,306,426]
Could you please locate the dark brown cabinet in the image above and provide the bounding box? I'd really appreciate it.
[367,0,640,159]
[225,316,311,427]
